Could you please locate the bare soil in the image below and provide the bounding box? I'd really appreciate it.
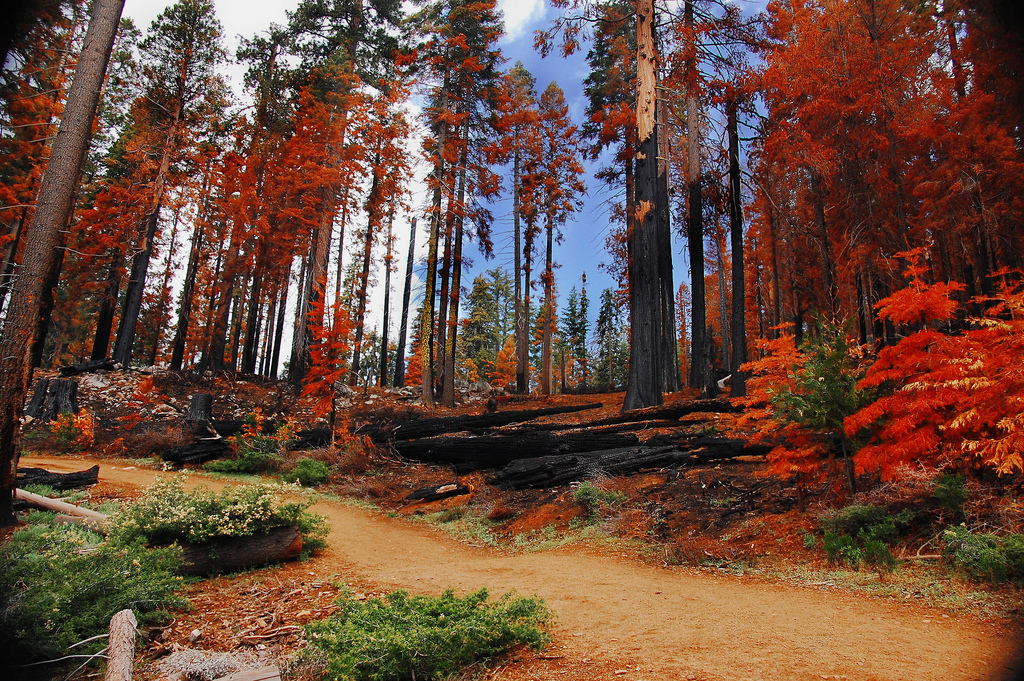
[22,454,1024,681]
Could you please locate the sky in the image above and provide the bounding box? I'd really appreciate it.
[120,0,678,369]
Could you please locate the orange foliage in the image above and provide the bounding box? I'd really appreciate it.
[491,337,517,390]
[846,256,1024,477]
[302,292,354,418]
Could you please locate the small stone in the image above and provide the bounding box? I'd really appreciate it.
[188,629,201,643]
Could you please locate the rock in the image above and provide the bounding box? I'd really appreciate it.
[470,381,492,393]
[188,629,202,643]
[335,383,355,398]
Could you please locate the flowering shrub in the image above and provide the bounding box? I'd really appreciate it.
[108,476,328,553]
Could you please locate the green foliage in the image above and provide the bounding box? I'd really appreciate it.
[943,526,1024,583]
[932,473,967,522]
[771,320,872,433]
[819,504,910,572]
[108,476,328,553]
[305,588,551,680]
[573,481,626,517]
[22,483,57,497]
[0,514,184,667]
[285,457,331,487]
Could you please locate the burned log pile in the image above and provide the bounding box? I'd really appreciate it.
[373,397,764,487]
[358,402,604,441]
[17,464,99,490]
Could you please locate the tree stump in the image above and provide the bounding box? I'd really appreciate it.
[25,377,50,418]
[186,393,213,424]
[42,378,78,422]
[17,464,99,489]
[104,609,137,681]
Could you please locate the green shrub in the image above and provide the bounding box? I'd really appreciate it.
[108,476,329,554]
[819,504,909,572]
[573,481,626,516]
[0,514,184,670]
[305,588,551,680]
[932,473,967,521]
[285,458,330,487]
[943,525,1024,582]
[204,412,292,474]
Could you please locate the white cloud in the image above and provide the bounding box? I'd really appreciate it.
[498,0,544,41]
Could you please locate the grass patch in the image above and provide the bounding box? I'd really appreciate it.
[305,588,551,681]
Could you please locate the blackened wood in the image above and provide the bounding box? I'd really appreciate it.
[406,483,471,502]
[185,393,213,423]
[361,402,604,441]
[682,436,773,458]
[26,377,49,418]
[392,430,641,469]
[289,428,332,450]
[43,378,78,421]
[17,464,98,489]
[488,445,684,490]
[177,525,302,576]
[555,399,739,431]
[162,438,231,466]
[58,358,117,376]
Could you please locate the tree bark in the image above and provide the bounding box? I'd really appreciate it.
[513,141,527,393]
[0,0,124,525]
[379,210,394,387]
[656,71,680,393]
[358,402,604,441]
[623,0,663,410]
[541,210,555,396]
[177,525,302,576]
[441,159,467,407]
[684,0,709,395]
[421,83,449,408]
[17,464,99,490]
[727,99,747,396]
[393,218,417,387]
[104,610,137,681]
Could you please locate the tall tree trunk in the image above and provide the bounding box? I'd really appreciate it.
[441,161,467,407]
[90,249,123,360]
[0,0,124,526]
[513,144,527,393]
[716,229,730,373]
[727,99,747,396]
[0,206,28,313]
[809,170,838,320]
[656,74,680,393]
[146,206,182,366]
[421,85,449,407]
[623,0,663,410]
[379,209,394,387]
[523,218,534,393]
[683,0,709,395]
[350,154,384,384]
[30,222,68,368]
[541,210,554,396]
[394,218,417,387]
[270,279,288,378]
[436,189,455,393]
[170,178,209,369]
[112,58,186,368]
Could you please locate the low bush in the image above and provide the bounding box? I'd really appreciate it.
[932,473,967,522]
[943,525,1024,582]
[204,410,294,474]
[108,476,329,554]
[305,588,551,680]
[285,457,331,487]
[573,481,626,516]
[819,504,910,572]
[0,514,184,672]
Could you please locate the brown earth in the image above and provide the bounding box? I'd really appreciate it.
[22,454,1024,681]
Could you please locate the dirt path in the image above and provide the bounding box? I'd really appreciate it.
[24,456,1023,681]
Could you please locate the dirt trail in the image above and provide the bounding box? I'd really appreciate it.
[24,456,1023,681]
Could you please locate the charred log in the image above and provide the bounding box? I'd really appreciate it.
[488,446,685,490]
[17,464,99,490]
[58,358,117,376]
[42,378,78,422]
[162,439,231,466]
[392,430,644,470]
[176,525,302,576]
[359,402,604,442]
[289,428,332,450]
[25,377,50,418]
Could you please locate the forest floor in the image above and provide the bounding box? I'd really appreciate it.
[15,369,1024,680]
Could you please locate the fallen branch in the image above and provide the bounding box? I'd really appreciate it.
[241,625,302,642]
[15,488,107,522]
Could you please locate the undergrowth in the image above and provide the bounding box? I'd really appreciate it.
[108,475,329,554]
[0,512,185,676]
[304,588,551,680]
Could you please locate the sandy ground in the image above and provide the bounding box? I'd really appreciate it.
[23,454,1024,681]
